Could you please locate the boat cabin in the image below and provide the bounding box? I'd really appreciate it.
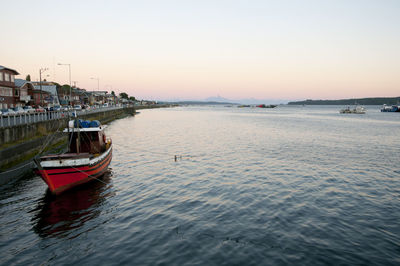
[63,120,109,155]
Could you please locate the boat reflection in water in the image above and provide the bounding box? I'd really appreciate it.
[31,170,114,239]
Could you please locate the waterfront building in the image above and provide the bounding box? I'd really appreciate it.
[31,81,60,107]
[74,88,91,105]
[92,91,108,105]
[14,79,34,106]
[138,100,157,106]
[106,93,118,105]
[57,85,78,106]
[0,65,19,109]
[31,89,51,107]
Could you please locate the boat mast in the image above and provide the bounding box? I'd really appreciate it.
[76,116,80,154]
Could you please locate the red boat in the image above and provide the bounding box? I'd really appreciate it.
[256,104,277,108]
[35,120,112,195]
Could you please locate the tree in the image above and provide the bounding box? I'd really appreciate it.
[111,91,115,96]
[26,75,31,81]
[129,96,136,102]
[54,82,62,89]
[61,85,71,94]
[119,92,128,99]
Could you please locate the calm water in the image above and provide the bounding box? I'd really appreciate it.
[1,105,399,265]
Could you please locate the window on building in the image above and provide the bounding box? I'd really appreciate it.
[4,88,12,96]
[11,75,14,82]
[5,73,10,82]
[0,87,12,96]
[0,73,3,81]
[15,89,19,96]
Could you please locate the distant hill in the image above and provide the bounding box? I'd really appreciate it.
[288,97,400,105]
[204,96,232,102]
[159,100,238,105]
[159,96,288,105]
[204,96,288,105]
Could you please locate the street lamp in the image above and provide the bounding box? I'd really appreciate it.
[91,77,99,104]
[39,68,48,106]
[58,63,72,106]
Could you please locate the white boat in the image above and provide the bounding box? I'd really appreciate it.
[381,104,400,112]
[339,105,366,114]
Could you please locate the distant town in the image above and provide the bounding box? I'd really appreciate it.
[0,65,156,113]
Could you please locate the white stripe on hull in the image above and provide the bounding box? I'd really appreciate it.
[40,145,112,168]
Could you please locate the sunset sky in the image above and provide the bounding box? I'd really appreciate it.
[1,0,399,101]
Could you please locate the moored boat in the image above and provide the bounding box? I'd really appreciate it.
[381,104,400,112]
[256,104,277,108]
[339,105,366,114]
[34,120,112,194]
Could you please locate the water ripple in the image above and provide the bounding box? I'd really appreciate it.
[0,106,399,265]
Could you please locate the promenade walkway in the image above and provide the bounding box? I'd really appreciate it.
[0,106,123,128]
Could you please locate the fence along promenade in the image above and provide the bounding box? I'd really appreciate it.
[0,106,123,128]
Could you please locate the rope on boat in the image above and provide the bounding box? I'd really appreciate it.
[69,165,109,185]
[37,121,64,156]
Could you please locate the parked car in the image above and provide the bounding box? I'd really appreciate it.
[13,106,27,115]
[62,106,71,111]
[74,105,82,110]
[23,106,36,113]
[53,105,61,111]
[1,108,17,116]
[35,106,46,113]
[102,103,109,108]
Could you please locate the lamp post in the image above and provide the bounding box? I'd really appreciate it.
[91,77,99,105]
[58,63,72,106]
[39,68,48,106]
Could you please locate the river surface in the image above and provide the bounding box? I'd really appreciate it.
[1,105,399,265]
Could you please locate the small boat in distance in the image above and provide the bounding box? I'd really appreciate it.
[34,119,112,195]
[340,105,366,114]
[256,104,277,108]
[381,104,400,112]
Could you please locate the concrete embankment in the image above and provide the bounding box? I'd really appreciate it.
[0,106,162,185]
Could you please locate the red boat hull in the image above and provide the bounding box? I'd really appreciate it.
[37,148,112,194]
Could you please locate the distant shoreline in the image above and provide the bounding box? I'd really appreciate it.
[288,97,400,105]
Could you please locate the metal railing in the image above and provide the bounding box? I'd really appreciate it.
[0,106,124,128]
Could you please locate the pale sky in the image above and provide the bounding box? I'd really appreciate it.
[1,0,399,101]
